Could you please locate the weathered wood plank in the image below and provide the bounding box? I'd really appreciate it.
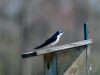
[63,49,87,75]
[22,39,92,58]
[36,39,92,55]
[44,52,58,75]
[57,46,86,75]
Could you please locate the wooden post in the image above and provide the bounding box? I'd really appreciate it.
[84,22,91,75]
[84,22,90,40]
[44,52,58,75]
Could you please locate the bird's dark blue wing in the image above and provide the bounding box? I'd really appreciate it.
[34,36,57,49]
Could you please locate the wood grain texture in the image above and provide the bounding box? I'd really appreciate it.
[44,52,58,75]
[36,39,92,55]
[57,46,85,75]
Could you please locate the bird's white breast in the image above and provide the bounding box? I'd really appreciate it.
[48,33,63,46]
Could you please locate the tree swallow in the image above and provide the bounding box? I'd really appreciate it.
[22,31,63,58]
[34,31,63,49]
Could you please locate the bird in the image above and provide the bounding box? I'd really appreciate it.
[34,30,63,49]
[22,31,63,58]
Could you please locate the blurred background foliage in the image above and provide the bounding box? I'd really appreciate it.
[0,0,99,75]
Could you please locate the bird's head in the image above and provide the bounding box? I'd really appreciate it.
[55,30,63,37]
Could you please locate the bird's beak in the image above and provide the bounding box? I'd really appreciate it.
[61,31,64,34]
[60,31,64,36]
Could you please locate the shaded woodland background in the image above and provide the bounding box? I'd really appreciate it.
[0,0,99,75]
